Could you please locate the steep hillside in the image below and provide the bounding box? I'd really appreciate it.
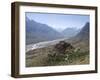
[66,22,89,50]
[76,22,89,40]
[26,17,64,45]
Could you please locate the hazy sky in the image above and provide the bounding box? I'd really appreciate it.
[26,12,89,32]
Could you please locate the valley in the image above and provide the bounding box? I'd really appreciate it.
[25,16,89,67]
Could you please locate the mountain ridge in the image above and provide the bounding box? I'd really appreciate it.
[26,17,64,45]
[62,27,80,39]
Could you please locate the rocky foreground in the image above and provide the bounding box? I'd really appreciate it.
[26,40,89,67]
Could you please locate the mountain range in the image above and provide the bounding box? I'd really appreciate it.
[26,17,64,45]
[75,22,89,41]
[26,17,89,45]
[62,28,80,39]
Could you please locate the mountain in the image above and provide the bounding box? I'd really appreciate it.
[26,17,64,45]
[62,28,80,39]
[67,22,89,50]
[75,22,89,41]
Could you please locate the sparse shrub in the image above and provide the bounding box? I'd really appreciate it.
[55,41,74,54]
[47,41,89,65]
[47,41,75,65]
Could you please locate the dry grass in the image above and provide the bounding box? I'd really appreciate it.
[26,41,89,67]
